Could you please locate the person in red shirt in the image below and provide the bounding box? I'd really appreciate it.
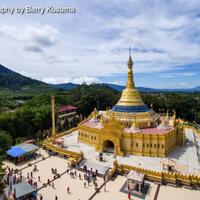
[128,192,131,200]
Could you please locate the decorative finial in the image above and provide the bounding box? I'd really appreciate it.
[166,109,169,119]
[162,116,166,126]
[172,110,176,120]
[127,46,133,66]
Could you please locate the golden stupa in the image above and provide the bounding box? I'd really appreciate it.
[78,50,184,157]
[107,52,159,128]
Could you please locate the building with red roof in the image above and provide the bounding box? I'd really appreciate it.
[58,105,79,131]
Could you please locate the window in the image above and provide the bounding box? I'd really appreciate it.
[143,144,145,147]
[136,143,138,147]
[150,144,152,148]
[154,144,156,148]
[147,144,149,148]
[91,136,93,140]
[162,144,164,149]
[158,144,160,148]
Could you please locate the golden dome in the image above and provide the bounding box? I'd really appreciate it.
[109,50,159,128]
[112,53,148,110]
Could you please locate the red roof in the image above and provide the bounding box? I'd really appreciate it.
[59,105,77,112]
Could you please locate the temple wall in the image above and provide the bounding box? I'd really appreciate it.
[78,124,182,157]
[78,125,100,148]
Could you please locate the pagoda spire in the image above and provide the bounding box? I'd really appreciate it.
[113,46,145,108]
[126,46,135,89]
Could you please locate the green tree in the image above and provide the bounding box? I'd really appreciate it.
[0,157,5,195]
[0,130,13,155]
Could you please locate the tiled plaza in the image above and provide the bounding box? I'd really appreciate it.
[60,128,200,175]
[3,127,200,199]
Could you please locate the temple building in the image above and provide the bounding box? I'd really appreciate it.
[78,53,185,157]
[57,105,79,131]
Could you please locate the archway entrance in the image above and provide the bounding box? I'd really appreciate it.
[103,140,114,153]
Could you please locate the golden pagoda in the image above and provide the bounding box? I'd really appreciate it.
[78,50,184,157]
[107,50,159,128]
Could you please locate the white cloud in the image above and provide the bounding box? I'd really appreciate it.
[42,76,100,85]
[0,0,200,88]
[72,76,100,85]
[0,23,59,53]
[0,23,58,43]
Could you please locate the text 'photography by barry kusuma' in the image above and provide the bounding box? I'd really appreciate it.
[0,5,76,15]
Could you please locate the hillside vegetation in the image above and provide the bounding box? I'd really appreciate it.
[0,63,200,155]
[0,84,200,153]
[0,64,55,112]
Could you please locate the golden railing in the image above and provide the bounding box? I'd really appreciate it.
[184,125,200,134]
[112,161,200,186]
[43,127,83,165]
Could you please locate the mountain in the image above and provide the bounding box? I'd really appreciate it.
[50,82,79,90]
[50,82,159,92]
[191,86,200,92]
[49,82,158,92]
[103,83,124,91]
[52,82,200,93]
[1,63,199,93]
[0,64,52,93]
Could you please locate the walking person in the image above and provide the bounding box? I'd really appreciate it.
[104,182,106,192]
[47,179,51,185]
[128,192,131,200]
[67,186,70,193]
[55,195,58,200]
[87,177,90,186]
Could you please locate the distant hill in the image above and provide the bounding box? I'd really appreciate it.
[0,64,53,93]
[191,86,200,92]
[103,83,124,91]
[104,83,158,92]
[1,63,199,93]
[50,82,79,90]
[49,82,158,92]
[51,82,200,93]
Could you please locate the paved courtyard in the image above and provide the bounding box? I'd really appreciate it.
[158,185,200,200]
[60,128,200,175]
[3,127,200,199]
[94,175,157,200]
[4,150,104,200]
[4,147,200,200]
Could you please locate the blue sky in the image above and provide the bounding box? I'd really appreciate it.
[0,0,200,88]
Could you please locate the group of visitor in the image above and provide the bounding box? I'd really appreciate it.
[4,157,104,199]
[4,166,23,197]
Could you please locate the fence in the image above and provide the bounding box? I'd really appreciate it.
[43,127,83,165]
[112,161,200,186]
